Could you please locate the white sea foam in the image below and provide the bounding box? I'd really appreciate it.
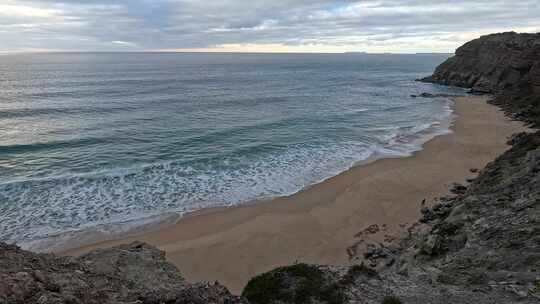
[352,108,369,113]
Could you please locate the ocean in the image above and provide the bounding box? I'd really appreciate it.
[0,52,464,251]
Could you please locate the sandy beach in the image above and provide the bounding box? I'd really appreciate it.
[62,96,527,294]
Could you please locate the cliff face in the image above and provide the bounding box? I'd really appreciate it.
[0,242,246,304]
[421,32,540,94]
[422,32,540,128]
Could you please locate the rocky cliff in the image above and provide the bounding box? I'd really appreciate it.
[0,241,246,304]
[421,32,540,95]
[242,32,540,304]
[421,32,540,128]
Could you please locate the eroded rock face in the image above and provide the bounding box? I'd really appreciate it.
[421,32,540,94]
[0,241,247,304]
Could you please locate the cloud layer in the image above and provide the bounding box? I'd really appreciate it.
[2,0,539,53]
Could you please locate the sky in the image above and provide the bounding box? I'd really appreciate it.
[1,0,539,53]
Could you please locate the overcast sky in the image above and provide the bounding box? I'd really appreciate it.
[1,0,539,53]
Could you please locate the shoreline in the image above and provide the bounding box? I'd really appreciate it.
[24,98,454,254]
[62,96,528,294]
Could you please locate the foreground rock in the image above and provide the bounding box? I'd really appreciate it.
[0,241,246,304]
[243,32,540,304]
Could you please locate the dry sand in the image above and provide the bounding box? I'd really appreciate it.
[63,96,527,294]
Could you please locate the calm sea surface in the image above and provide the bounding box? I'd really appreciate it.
[0,53,463,249]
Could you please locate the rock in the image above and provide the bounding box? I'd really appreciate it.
[364,224,380,234]
[410,93,463,98]
[364,244,387,260]
[450,183,467,195]
[507,132,531,146]
[0,242,246,304]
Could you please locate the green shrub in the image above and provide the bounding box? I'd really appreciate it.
[382,295,402,304]
[242,263,346,304]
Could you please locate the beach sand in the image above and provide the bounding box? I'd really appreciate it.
[62,96,527,294]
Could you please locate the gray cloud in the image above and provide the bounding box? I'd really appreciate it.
[1,0,539,52]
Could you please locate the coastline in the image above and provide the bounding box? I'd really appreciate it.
[61,96,528,294]
[23,97,455,254]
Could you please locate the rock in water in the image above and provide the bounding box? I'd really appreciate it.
[410,92,463,98]
[0,241,247,304]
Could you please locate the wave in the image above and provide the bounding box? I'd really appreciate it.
[0,141,372,248]
[0,105,141,119]
[351,108,369,113]
[0,137,111,155]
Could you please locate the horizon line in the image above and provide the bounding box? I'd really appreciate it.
[0,50,455,55]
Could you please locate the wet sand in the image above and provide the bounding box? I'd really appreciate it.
[62,96,527,294]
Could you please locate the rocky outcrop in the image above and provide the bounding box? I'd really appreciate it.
[421,31,540,128]
[0,241,246,304]
[243,32,540,304]
[421,32,540,94]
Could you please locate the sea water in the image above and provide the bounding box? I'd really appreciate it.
[0,52,464,250]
